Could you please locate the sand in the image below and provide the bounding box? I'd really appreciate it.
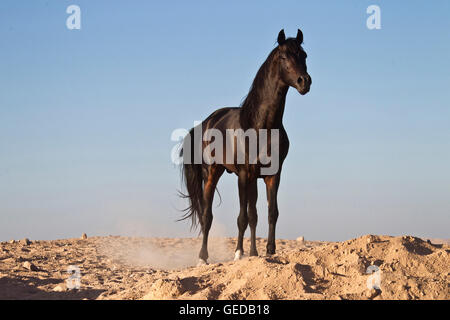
[0,235,448,300]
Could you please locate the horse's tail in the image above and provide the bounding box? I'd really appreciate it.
[178,127,203,230]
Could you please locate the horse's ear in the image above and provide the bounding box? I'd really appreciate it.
[277,29,286,45]
[296,29,303,44]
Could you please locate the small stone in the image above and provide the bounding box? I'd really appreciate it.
[296,236,305,244]
[366,235,375,244]
[9,240,15,244]
[81,233,88,240]
[373,293,382,300]
[366,289,375,298]
[366,288,381,299]
[53,284,67,292]
[20,238,31,246]
[23,261,38,271]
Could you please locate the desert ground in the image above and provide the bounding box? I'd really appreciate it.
[0,234,448,300]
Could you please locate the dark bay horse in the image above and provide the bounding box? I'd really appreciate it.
[180,29,311,265]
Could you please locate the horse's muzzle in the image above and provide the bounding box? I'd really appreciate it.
[297,74,311,95]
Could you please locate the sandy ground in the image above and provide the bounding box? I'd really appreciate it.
[0,235,448,300]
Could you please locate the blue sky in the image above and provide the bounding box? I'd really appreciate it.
[0,1,449,241]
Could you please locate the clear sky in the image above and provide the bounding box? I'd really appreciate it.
[0,1,449,242]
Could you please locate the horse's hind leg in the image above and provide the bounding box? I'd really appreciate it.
[234,170,248,260]
[198,165,224,265]
[247,179,258,256]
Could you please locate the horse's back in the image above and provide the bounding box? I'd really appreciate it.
[203,107,242,131]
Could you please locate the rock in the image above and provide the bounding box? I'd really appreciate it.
[366,235,375,244]
[81,233,88,240]
[53,283,67,292]
[20,238,31,246]
[9,240,15,244]
[23,261,38,271]
[373,293,382,300]
[296,236,305,244]
[366,288,381,299]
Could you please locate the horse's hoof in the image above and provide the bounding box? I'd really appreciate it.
[249,250,258,257]
[197,259,208,266]
[234,250,242,261]
[266,245,276,255]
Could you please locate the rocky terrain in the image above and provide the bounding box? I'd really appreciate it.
[0,235,448,300]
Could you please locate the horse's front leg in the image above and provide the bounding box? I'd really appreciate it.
[264,174,280,255]
[247,179,258,256]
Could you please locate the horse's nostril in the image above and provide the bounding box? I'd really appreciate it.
[297,77,303,84]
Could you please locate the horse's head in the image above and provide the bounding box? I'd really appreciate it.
[276,29,311,95]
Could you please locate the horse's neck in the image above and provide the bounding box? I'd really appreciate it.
[256,84,288,129]
[241,63,288,130]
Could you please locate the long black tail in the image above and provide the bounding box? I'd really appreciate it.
[179,128,203,230]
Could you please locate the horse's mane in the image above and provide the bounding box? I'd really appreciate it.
[240,39,302,128]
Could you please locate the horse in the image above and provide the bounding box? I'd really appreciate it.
[179,29,311,265]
